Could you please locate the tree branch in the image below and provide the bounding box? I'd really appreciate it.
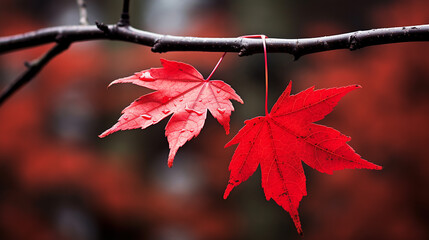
[1,24,428,58]
[0,23,429,105]
[118,0,130,27]
[0,42,70,106]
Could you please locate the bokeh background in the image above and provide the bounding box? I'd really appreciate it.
[1,0,428,239]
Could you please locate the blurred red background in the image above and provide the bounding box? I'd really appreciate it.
[0,0,428,239]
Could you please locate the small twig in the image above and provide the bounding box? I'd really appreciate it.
[95,21,110,34]
[118,0,130,27]
[76,0,89,25]
[0,42,71,106]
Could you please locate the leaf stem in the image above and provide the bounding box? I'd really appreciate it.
[206,52,227,81]
[240,35,269,115]
[262,35,268,116]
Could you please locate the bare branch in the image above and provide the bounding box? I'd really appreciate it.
[0,42,70,105]
[0,23,428,105]
[76,0,89,25]
[1,24,428,59]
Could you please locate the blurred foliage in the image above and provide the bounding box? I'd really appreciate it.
[0,0,428,239]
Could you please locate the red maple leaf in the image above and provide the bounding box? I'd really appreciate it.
[223,82,381,235]
[100,59,243,167]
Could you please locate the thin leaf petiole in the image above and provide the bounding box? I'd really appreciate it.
[240,35,269,115]
[206,52,227,81]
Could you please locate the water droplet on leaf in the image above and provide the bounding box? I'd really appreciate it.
[139,71,155,81]
[216,89,221,93]
[185,104,203,116]
[217,108,226,114]
[141,114,152,120]
[162,109,170,114]
[185,104,192,113]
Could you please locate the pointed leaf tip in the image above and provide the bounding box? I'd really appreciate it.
[223,183,234,199]
[373,164,383,170]
[286,81,292,95]
[167,148,177,168]
[98,129,111,138]
[167,155,174,168]
[291,214,303,236]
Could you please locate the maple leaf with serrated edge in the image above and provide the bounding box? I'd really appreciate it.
[223,81,381,235]
[100,59,243,167]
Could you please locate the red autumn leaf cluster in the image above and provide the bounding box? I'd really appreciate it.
[99,58,383,234]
